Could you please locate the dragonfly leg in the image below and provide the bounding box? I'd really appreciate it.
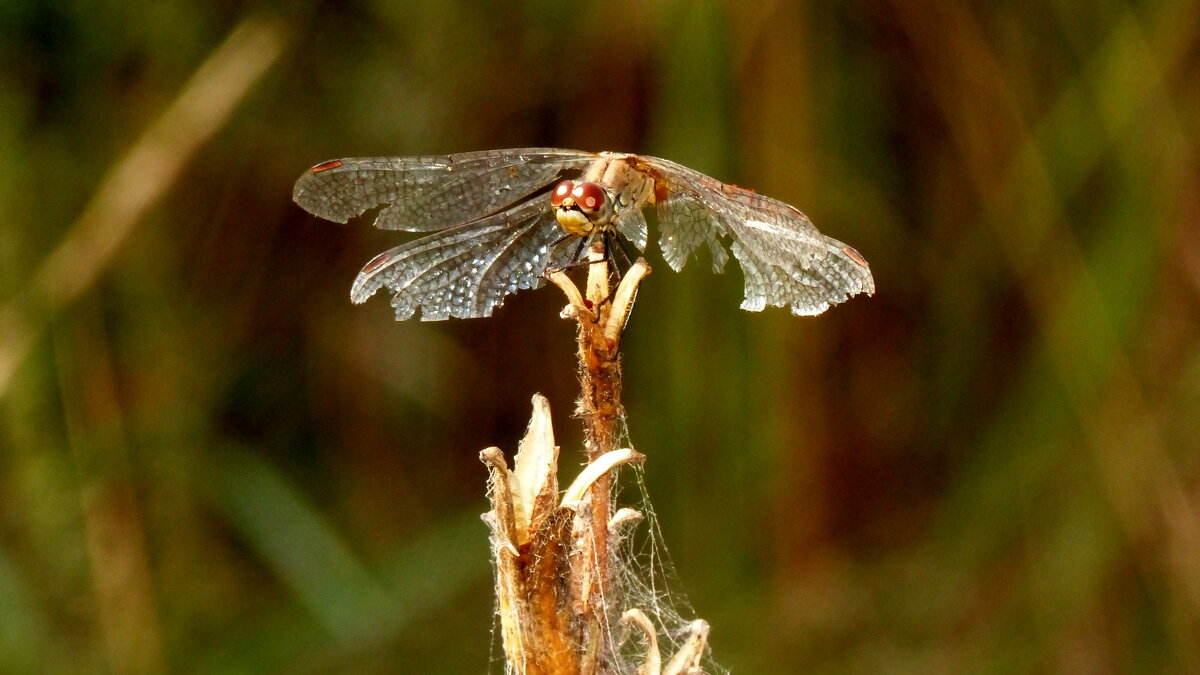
[604,230,634,273]
[572,234,591,265]
[549,231,574,250]
[544,233,600,275]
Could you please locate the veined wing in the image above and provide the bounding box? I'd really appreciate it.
[638,155,875,316]
[293,148,597,232]
[350,190,567,320]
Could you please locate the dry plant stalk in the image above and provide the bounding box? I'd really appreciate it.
[481,246,710,674]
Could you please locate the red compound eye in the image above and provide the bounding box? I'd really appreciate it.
[550,180,575,207]
[571,182,606,212]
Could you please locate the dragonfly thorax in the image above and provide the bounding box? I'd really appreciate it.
[551,180,613,236]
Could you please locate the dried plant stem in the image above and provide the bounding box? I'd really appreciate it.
[572,245,623,672]
[483,248,661,675]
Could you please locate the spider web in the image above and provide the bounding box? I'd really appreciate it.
[600,415,728,675]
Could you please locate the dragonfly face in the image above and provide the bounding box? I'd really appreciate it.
[293,148,874,321]
[550,180,613,236]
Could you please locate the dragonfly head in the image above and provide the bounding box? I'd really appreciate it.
[551,180,613,236]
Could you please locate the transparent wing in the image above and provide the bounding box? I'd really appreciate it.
[638,155,875,316]
[293,148,597,232]
[614,206,649,252]
[350,196,567,320]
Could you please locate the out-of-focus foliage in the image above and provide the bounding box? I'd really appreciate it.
[1,0,1198,672]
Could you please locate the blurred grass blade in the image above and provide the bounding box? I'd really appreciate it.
[0,546,50,672]
[212,447,488,653]
[0,14,286,399]
[214,448,394,647]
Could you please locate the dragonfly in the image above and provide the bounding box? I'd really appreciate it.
[293,148,874,321]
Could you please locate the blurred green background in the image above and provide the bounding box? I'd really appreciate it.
[2,0,1198,672]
